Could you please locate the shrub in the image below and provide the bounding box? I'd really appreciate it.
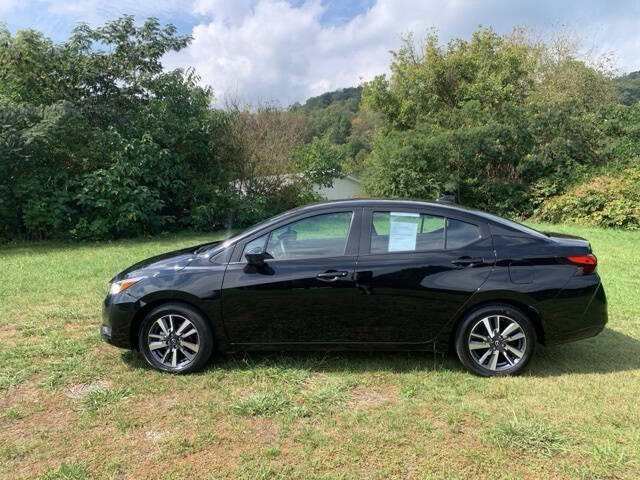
[536,164,640,230]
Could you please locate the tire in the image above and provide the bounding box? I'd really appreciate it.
[138,303,214,374]
[455,304,536,377]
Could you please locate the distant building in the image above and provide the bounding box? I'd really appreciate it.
[313,175,363,200]
[231,175,364,200]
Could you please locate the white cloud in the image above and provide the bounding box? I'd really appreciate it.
[165,0,640,106]
[0,0,18,13]
[5,1,639,105]
[191,0,257,22]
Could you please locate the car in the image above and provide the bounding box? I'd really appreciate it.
[101,199,607,377]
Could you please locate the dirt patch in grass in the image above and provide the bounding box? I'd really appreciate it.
[0,390,80,478]
[64,380,112,399]
[242,417,279,444]
[0,381,42,408]
[0,325,22,347]
[349,385,398,409]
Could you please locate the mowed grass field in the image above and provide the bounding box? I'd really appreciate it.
[1,223,639,479]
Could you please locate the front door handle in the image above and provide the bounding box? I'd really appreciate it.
[316,270,349,281]
[451,256,484,267]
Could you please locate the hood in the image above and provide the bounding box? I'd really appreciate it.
[113,241,222,281]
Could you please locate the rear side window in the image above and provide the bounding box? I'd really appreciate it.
[371,212,445,253]
[370,212,481,253]
[446,218,481,249]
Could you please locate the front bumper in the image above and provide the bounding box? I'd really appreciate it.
[102,294,138,349]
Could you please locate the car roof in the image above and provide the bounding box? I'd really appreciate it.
[292,198,483,216]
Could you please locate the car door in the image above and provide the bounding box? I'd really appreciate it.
[221,208,361,344]
[352,208,495,343]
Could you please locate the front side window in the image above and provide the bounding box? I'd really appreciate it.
[371,212,445,253]
[244,212,353,261]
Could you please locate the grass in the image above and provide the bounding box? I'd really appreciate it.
[488,415,567,457]
[0,224,639,479]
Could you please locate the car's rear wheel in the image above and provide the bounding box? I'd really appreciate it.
[455,304,535,377]
[139,303,213,373]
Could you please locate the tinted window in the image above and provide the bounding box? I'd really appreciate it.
[476,212,548,238]
[371,212,445,253]
[261,212,353,260]
[446,219,481,249]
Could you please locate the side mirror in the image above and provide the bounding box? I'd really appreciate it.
[245,248,266,267]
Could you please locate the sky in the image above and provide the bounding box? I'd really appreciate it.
[2,0,640,106]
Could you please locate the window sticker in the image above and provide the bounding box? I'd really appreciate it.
[388,212,419,252]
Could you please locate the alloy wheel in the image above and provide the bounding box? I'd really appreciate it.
[147,314,200,369]
[467,314,527,372]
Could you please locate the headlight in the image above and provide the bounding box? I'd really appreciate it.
[109,276,146,295]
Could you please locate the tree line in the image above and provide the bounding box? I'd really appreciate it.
[1,17,639,242]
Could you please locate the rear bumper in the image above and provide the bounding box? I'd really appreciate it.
[544,279,607,346]
[102,294,137,349]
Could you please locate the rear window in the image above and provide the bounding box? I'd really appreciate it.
[478,212,548,238]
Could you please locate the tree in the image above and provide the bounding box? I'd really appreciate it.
[0,16,232,240]
[361,27,617,216]
[295,137,345,188]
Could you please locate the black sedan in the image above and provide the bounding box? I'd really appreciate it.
[102,199,607,376]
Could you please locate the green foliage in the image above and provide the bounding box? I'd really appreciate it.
[291,86,376,174]
[614,70,640,105]
[597,102,640,161]
[0,16,237,241]
[295,137,345,188]
[362,27,623,220]
[3,18,639,240]
[536,164,640,229]
[296,86,361,110]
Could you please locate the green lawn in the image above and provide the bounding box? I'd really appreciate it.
[1,224,639,479]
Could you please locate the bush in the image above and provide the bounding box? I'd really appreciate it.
[535,164,640,230]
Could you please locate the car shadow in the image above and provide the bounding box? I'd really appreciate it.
[121,327,640,377]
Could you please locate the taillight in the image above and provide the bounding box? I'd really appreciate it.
[566,254,597,275]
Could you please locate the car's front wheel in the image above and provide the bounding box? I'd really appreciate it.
[455,304,536,377]
[139,303,213,373]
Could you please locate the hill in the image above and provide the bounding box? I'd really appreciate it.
[614,71,640,105]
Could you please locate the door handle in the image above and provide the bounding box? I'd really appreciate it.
[316,270,349,280]
[451,257,484,267]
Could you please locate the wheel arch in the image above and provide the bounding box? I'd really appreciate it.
[446,298,545,351]
[129,294,219,350]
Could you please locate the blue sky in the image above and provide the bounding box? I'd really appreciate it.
[2,1,639,105]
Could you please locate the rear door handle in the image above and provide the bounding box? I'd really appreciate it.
[451,257,484,267]
[316,270,349,280]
